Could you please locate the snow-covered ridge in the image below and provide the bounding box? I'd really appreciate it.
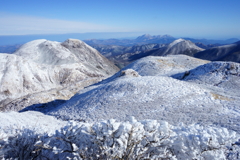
[194,41,240,63]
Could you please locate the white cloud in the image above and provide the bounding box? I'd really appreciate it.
[0,14,121,35]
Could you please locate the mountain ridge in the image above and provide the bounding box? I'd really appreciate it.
[194,41,240,63]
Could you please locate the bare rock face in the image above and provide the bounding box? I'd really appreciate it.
[0,39,119,111]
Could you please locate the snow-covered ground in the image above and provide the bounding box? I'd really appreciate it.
[44,55,240,133]
[1,54,240,159]
[0,111,66,136]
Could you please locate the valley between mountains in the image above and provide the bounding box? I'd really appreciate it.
[0,35,240,159]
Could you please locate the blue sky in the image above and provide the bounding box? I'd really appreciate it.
[0,0,240,39]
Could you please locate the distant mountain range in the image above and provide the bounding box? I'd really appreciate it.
[0,33,238,46]
[184,37,240,45]
[94,39,205,67]
[91,38,240,67]
[85,34,239,46]
[91,43,166,68]
[1,34,239,67]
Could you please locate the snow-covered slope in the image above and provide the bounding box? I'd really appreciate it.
[0,39,119,111]
[46,55,240,132]
[173,61,240,96]
[194,41,240,63]
[0,111,66,135]
[122,55,209,76]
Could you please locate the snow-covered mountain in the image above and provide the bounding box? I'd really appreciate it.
[46,55,240,133]
[194,41,240,63]
[0,39,119,111]
[150,38,204,56]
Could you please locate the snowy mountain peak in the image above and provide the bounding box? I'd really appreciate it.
[135,34,153,41]
[150,38,205,57]
[61,39,86,48]
[168,38,186,47]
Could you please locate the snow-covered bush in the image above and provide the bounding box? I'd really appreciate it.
[1,117,239,160]
[2,129,46,160]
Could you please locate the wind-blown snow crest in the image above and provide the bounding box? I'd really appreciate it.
[173,61,240,94]
[122,55,209,76]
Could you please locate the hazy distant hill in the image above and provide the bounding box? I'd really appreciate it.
[194,41,240,63]
[184,37,239,45]
[194,42,221,49]
[0,44,22,53]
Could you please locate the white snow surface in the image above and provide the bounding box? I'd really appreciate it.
[122,55,209,76]
[0,111,66,136]
[173,61,240,95]
[47,55,240,132]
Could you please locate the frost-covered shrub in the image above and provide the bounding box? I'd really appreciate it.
[2,129,46,160]
[1,117,239,160]
[170,124,238,159]
[225,141,240,160]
